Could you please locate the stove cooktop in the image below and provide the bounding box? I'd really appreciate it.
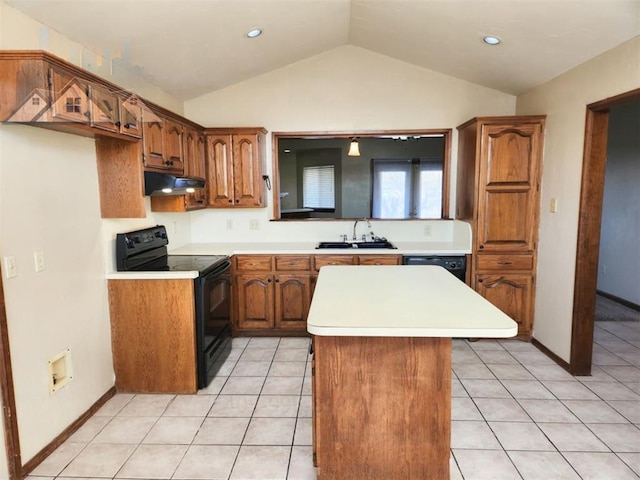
[115,226,230,275]
[139,255,229,275]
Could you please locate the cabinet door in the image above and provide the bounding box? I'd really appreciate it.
[88,83,120,133]
[184,128,207,209]
[164,119,184,173]
[48,67,90,123]
[236,273,274,330]
[207,134,235,207]
[120,95,143,138]
[476,122,543,252]
[274,274,311,330]
[143,118,166,169]
[233,133,264,207]
[475,273,533,338]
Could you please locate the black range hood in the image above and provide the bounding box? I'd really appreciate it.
[144,171,206,196]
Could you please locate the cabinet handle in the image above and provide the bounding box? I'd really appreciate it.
[478,278,484,283]
[235,199,240,203]
[115,121,121,127]
[479,245,484,249]
[228,199,233,203]
[497,261,513,265]
[124,123,134,129]
[267,278,272,283]
[275,279,280,283]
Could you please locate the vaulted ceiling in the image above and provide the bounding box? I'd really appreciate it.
[5,0,640,100]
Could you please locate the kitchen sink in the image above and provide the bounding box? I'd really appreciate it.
[316,241,396,249]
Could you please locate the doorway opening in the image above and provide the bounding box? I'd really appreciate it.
[570,88,640,375]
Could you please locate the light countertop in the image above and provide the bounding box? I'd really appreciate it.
[169,241,470,256]
[307,265,517,338]
[107,241,470,279]
[106,271,199,280]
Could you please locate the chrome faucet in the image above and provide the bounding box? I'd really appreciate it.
[352,218,367,241]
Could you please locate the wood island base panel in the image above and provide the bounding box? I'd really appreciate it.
[313,336,452,480]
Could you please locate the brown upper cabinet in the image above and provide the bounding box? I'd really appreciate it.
[456,115,545,339]
[48,65,91,123]
[206,128,267,208]
[0,51,218,218]
[142,116,184,174]
[184,126,208,208]
[0,53,145,140]
[150,125,208,213]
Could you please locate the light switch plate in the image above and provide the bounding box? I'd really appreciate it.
[3,256,17,279]
[34,251,45,272]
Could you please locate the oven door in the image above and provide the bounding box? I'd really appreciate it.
[195,260,232,389]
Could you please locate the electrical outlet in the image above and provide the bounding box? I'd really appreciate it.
[226,219,234,230]
[3,256,17,279]
[424,225,432,237]
[601,264,607,275]
[249,219,260,230]
[34,251,45,272]
[550,198,559,213]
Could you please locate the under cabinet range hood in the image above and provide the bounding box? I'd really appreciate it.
[144,172,205,196]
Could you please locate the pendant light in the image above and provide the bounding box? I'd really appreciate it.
[348,138,361,157]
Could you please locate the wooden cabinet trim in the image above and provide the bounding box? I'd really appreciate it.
[234,255,273,272]
[357,255,402,266]
[313,255,357,271]
[275,255,312,271]
[476,254,534,271]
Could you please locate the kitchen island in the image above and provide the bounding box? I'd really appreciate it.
[307,265,517,480]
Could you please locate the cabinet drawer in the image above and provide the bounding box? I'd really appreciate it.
[275,255,311,271]
[314,255,356,271]
[357,255,402,266]
[235,255,273,272]
[476,254,533,271]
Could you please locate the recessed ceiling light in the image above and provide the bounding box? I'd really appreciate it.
[246,28,263,38]
[483,36,501,45]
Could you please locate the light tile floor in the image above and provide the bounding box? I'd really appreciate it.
[26,321,640,480]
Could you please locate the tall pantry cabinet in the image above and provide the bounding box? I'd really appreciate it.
[456,116,545,340]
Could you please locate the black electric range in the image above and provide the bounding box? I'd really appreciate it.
[115,225,232,389]
[115,225,228,275]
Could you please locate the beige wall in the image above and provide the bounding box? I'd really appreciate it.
[0,0,182,114]
[0,0,184,465]
[185,45,516,242]
[0,126,115,462]
[516,36,640,361]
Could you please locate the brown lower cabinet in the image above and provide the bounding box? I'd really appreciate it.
[475,273,534,339]
[234,255,312,335]
[233,254,402,335]
[108,278,197,393]
[312,336,452,479]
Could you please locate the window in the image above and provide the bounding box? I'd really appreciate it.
[371,159,442,219]
[273,130,451,220]
[303,165,335,209]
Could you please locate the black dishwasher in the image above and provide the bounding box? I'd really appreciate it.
[402,255,467,282]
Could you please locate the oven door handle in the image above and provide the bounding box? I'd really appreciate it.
[204,260,232,279]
